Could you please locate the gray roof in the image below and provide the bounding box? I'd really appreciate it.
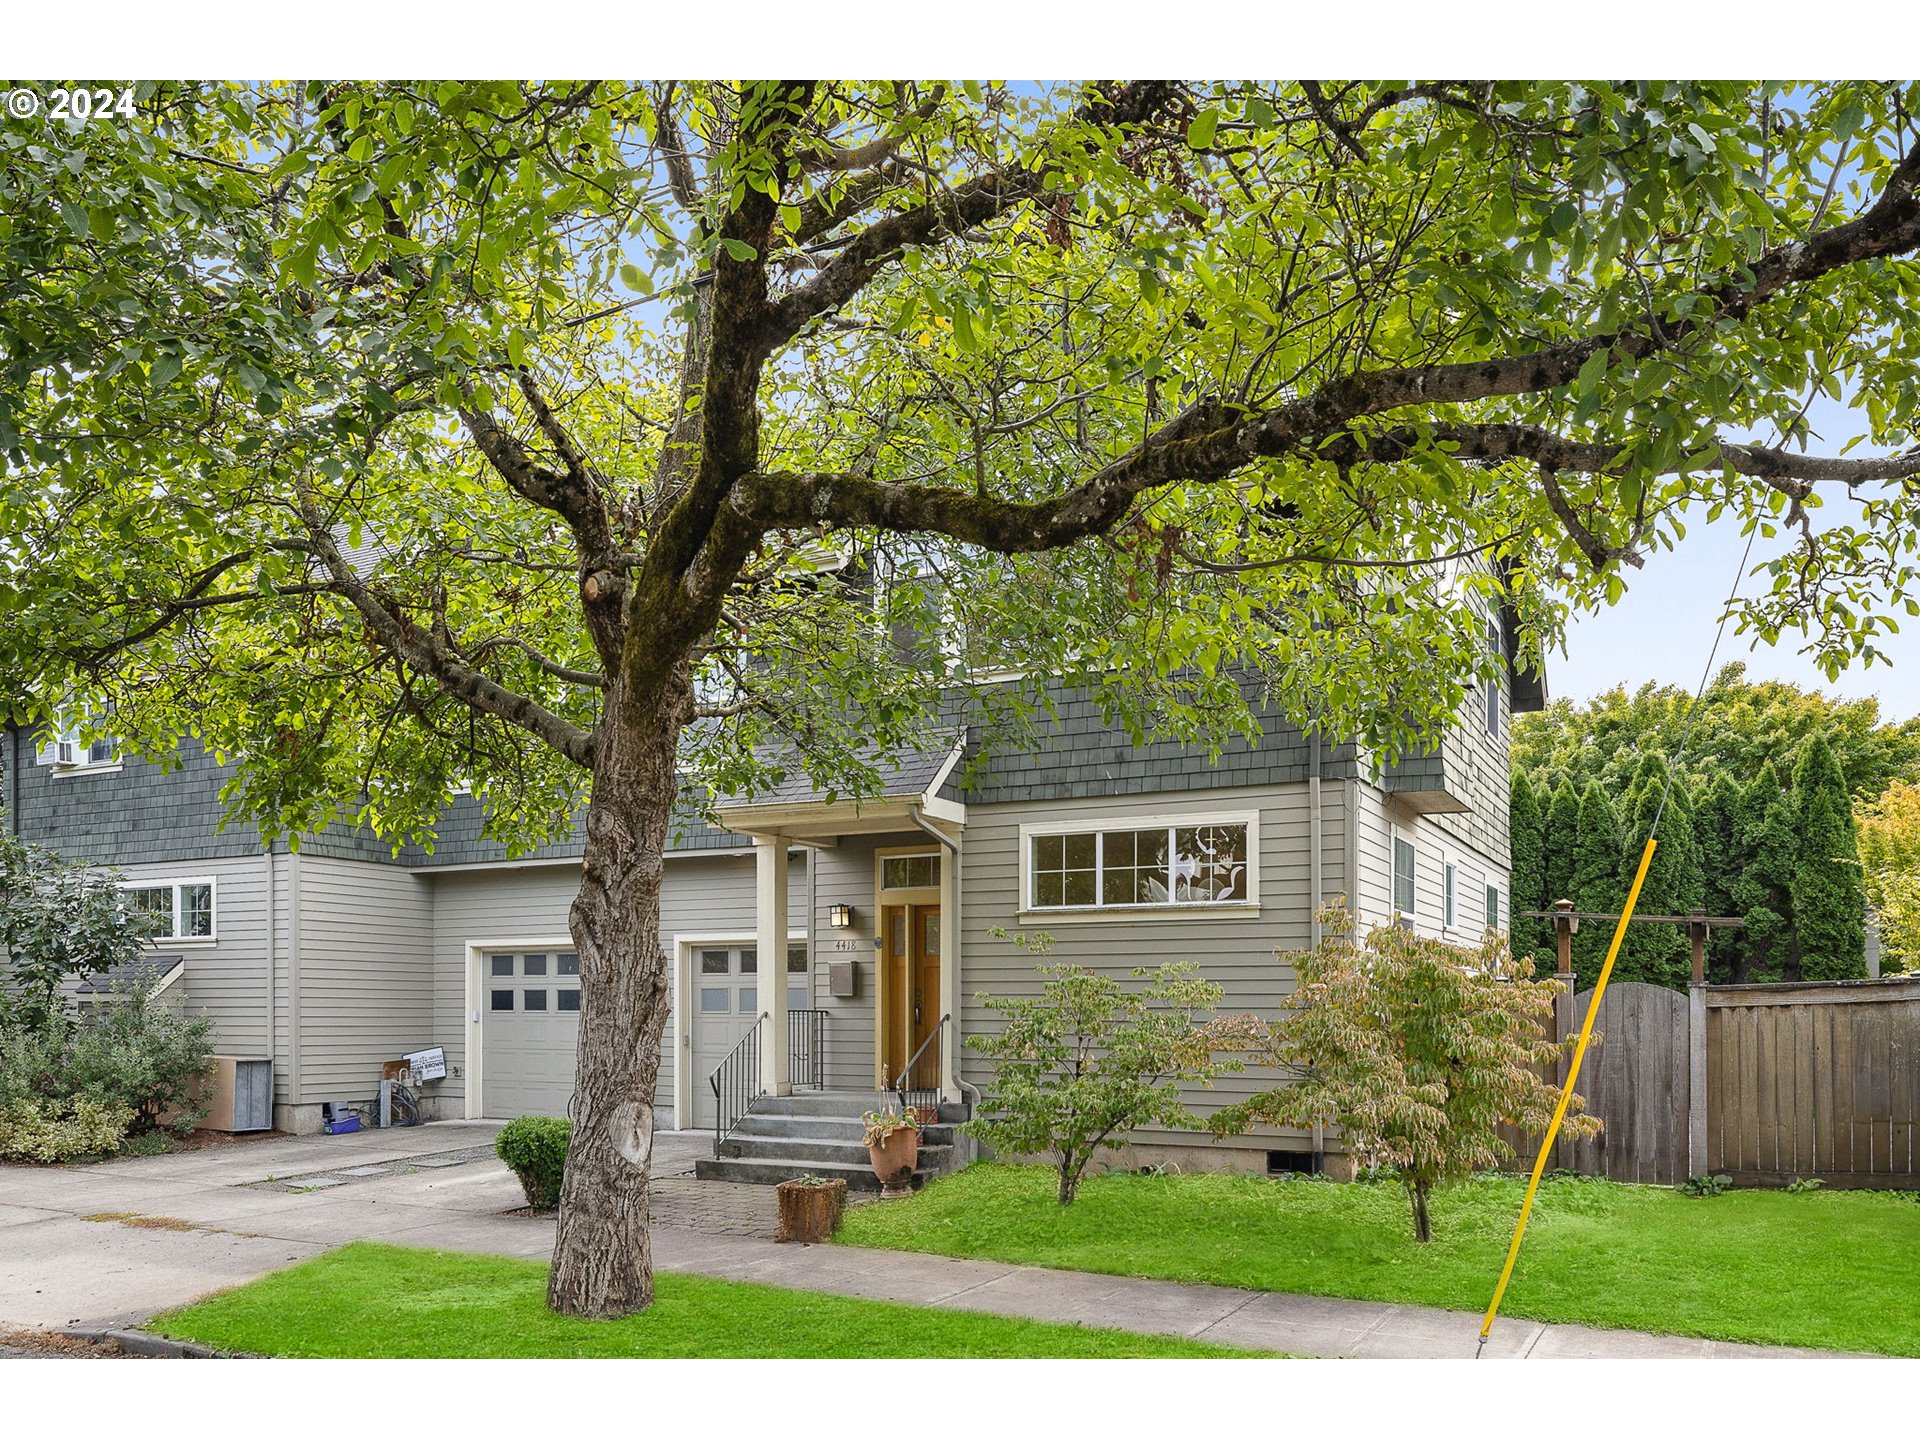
[76,955,184,994]
[714,729,964,810]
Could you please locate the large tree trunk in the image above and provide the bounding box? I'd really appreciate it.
[547,669,692,1318]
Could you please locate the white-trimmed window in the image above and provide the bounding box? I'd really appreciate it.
[37,715,120,773]
[1023,813,1256,914]
[1485,883,1501,932]
[881,853,940,891]
[1392,836,1416,918]
[122,879,216,942]
[1444,863,1459,928]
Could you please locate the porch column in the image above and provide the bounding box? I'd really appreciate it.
[756,836,791,1096]
[940,835,961,1105]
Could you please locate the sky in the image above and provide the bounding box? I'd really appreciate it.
[1551,392,1918,723]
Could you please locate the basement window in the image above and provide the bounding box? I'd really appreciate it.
[1267,1150,1324,1177]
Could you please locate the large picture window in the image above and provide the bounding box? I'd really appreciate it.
[1027,819,1252,911]
[124,879,215,941]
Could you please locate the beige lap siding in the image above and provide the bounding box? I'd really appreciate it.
[956,783,1348,1155]
[422,850,802,1125]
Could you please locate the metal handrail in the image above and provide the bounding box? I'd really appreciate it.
[894,1012,950,1119]
[789,1008,829,1091]
[709,1012,767,1156]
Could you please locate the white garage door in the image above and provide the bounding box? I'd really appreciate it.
[689,943,811,1129]
[483,948,581,1118]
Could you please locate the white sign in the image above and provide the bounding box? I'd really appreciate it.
[403,1046,448,1082]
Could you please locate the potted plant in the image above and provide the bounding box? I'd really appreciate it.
[775,1174,848,1243]
[861,1107,921,1197]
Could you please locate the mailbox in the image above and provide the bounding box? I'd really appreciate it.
[828,959,860,998]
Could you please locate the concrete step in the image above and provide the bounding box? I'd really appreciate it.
[693,1155,931,1191]
[734,1113,961,1147]
[754,1093,969,1124]
[719,1134,956,1169]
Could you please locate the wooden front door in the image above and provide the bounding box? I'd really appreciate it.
[881,903,941,1089]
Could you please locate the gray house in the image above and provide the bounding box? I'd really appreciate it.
[3,635,1541,1178]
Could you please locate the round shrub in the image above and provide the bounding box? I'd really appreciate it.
[496,1115,571,1209]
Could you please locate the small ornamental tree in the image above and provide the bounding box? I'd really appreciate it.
[1790,735,1868,980]
[0,826,161,1032]
[1207,907,1597,1243]
[1734,762,1797,982]
[964,962,1238,1204]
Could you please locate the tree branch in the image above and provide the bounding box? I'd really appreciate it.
[293,504,599,768]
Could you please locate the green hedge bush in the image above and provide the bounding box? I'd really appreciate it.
[0,1096,136,1163]
[496,1115,571,1209]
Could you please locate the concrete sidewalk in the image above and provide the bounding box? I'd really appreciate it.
[0,1127,1854,1358]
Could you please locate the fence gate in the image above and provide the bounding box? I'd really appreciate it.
[1561,981,1692,1185]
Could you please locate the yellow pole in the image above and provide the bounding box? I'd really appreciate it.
[1477,835,1658,1354]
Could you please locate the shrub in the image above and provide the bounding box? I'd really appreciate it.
[0,971,214,1143]
[1207,906,1598,1242]
[1679,1173,1734,1198]
[964,961,1238,1204]
[0,1096,136,1163]
[496,1115,571,1209]
[0,829,161,1033]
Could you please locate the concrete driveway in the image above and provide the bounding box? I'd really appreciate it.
[0,1123,543,1328]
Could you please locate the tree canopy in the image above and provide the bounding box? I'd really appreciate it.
[1513,663,1920,803]
[5,83,1920,849]
[6,79,1920,1317]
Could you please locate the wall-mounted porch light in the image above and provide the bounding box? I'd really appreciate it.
[828,903,854,929]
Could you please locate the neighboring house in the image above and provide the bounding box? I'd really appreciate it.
[0,626,1543,1175]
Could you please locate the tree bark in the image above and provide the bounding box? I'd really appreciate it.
[546,666,693,1318]
[1408,1178,1434,1243]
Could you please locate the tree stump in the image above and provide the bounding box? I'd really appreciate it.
[775,1178,847,1243]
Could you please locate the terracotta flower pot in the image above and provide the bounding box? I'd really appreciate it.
[868,1126,921,1194]
[775,1178,847,1243]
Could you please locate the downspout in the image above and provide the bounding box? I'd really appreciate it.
[1308,730,1323,948]
[263,840,276,1079]
[907,803,982,1130]
[287,848,302,1122]
[10,727,21,836]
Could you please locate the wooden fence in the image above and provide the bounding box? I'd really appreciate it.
[1512,974,1920,1188]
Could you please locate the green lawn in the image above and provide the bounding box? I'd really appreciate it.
[838,1165,1920,1356]
[148,1242,1265,1358]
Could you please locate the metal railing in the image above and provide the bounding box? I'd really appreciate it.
[709,1012,767,1155]
[789,1008,828,1091]
[894,1013,950,1120]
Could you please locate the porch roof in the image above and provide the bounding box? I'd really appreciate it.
[712,729,966,839]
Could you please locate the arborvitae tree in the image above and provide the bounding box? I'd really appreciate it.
[1733,762,1796,983]
[1614,758,1699,989]
[1508,772,1549,962]
[1790,735,1868,980]
[1570,781,1623,977]
[1693,772,1746,983]
[1544,778,1582,917]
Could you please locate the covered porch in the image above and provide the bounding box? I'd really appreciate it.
[701,734,969,1139]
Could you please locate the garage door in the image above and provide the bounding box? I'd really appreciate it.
[483,949,581,1118]
[689,943,812,1129]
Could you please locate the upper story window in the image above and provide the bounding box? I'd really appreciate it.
[1392,836,1417,918]
[123,879,215,942]
[37,714,120,773]
[1024,816,1254,913]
